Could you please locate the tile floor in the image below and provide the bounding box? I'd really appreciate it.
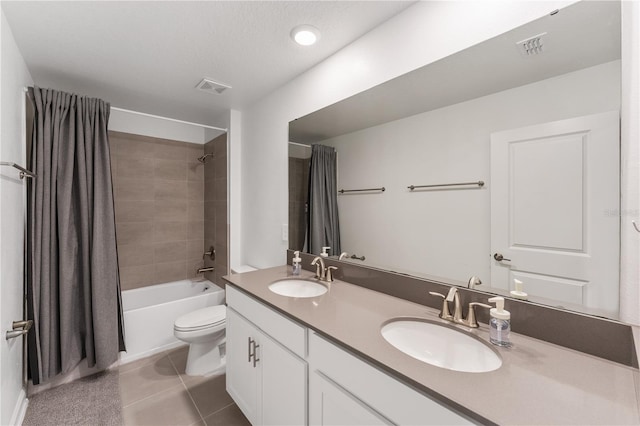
[120,346,250,426]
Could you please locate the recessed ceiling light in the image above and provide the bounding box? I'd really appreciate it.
[291,25,320,46]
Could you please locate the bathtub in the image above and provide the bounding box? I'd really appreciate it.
[120,279,225,364]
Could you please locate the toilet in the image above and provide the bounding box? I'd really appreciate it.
[174,305,227,376]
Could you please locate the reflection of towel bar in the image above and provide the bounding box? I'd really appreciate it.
[0,162,36,179]
[407,181,484,190]
[339,187,385,194]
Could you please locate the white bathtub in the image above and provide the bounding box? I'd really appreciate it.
[120,279,225,364]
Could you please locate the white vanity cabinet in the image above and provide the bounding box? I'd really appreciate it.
[308,332,473,426]
[226,286,307,425]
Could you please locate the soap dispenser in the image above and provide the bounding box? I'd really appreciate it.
[510,279,529,300]
[292,251,302,276]
[320,247,331,258]
[488,297,511,347]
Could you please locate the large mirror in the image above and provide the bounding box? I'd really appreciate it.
[288,1,622,319]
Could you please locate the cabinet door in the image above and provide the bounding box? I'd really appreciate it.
[261,333,308,425]
[309,371,391,426]
[226,308,259,424]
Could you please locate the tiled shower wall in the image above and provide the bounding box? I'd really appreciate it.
[288,157,309,251]
[203,134,228,285]
[109,131,205,290]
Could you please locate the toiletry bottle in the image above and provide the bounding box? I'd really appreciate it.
[488,297,511,347]
[292,251,302,276]
[320,247,330,258]
[510,278,529,300]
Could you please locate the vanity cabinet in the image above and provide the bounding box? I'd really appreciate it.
[226,286,307,425]
[308,332,473,426]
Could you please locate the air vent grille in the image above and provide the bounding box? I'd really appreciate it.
[196,78,231,95]
[517,32,547,56]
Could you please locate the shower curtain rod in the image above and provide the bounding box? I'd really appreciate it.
[109,107,227,132]
[23,87,228,132]
[288,142,312,148]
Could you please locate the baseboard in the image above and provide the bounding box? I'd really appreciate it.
[9,388,28,426]
[118,341,186,365]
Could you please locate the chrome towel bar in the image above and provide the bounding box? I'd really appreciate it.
[0,162,36,179]
[407,181,484,190]
[339,187,385,194]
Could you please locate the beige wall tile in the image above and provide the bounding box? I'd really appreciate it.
[120,265,155,290]
[187,221,205,240]
[187,239,205,260]
[118,243,155,267]
[155,200,188,222]
[187,259,205,279]
[188,181,204,201]
[187,162,204,182]
[154,159,186,181]
[188,201,205,222]
[154,141,187,160]
[186,145,204,162]
[117,156,155,179]
[154,241,188,263]
[154,261,187,283]
[115,201,155,223]
[116,222,154,246]
[154,179,187,201]
[111,132,216,291]
[114,178,154,201]
[153,221,187,243]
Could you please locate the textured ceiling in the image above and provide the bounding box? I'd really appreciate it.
[2,1,414,125]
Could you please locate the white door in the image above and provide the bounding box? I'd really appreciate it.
[226,308,259,424]
[261,333,307,425]
[490,111,619,315]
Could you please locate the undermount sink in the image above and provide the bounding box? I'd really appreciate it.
[268,279,328,298]
[381,319,502,373]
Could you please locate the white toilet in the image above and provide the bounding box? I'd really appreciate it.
[174,305,226,376]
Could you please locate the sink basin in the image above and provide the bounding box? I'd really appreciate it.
[381,319,502,373]
[268,279,328,298]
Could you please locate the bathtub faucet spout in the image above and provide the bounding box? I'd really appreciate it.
[197,267,215,274]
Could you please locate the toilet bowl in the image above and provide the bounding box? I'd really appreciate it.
[174,305,226,376]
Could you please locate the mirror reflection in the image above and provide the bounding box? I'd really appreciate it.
[288,1,622,319]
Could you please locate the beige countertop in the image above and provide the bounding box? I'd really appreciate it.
[224,266,640,425]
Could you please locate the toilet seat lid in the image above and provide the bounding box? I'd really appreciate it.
[175,305,226,330]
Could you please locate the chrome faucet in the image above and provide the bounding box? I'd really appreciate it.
[311,257,337,282]
[339,252,349,260]
[429,287,491,328]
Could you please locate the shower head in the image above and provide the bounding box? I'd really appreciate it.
[198,153,213,163]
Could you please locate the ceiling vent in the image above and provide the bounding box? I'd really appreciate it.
[196,78,231,95]
[516,32,547,56]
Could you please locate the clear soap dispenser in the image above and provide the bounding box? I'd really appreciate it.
[488,297,511,347]
[292,251,302,276]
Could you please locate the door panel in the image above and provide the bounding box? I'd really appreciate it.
[261,333,307,425]
[491,111,619,315]
[226,308,259,425]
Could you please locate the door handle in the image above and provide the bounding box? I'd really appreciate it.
[493,253,511,262]
[248,337,260,367]
[6,319,32,340]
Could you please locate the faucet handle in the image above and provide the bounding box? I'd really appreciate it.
[429,291,453,320]
[465,302,492,328]
[326,266,338,282]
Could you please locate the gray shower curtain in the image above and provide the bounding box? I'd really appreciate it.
[307,144,341,256]
[26,87,124,385]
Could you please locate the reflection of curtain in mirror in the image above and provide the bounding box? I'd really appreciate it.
[308,144,341,256]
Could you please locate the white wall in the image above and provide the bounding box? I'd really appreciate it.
[322,61,620,285]
[109,108,212,144]
[0,9,34,426]
[238,0,575,269]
